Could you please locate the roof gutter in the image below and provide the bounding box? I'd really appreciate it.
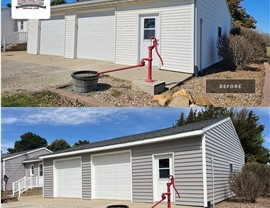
[40,130,203,159]
[51,0,134,12]
[22,159,43,164]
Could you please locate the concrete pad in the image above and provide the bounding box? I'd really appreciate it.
[2,52,192,89]
[1,196,195,208]
[132,79,166,95]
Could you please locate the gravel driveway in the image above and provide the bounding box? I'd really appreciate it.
[2,59,73,93]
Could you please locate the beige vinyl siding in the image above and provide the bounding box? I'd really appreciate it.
[115,0,194,73]
[204,119,245,204]
[196,0,231,71]
[132,137,204,207]
[44,159,54,198]
[64,13,77,59]
[82,154,91,200]
[27,19,40,55]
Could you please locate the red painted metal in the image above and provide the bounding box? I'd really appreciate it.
[151,175,180,208]
[98,37,163,83]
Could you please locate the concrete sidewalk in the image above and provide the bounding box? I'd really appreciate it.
[2,52,192,89]
[2,195,193,208]
[260,62,270,107]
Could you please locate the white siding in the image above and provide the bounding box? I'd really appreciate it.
[196,0,232,71]
[116,0,194,73]
[204,119,245,205]
[64,13,77,59]
[27,19,40,55]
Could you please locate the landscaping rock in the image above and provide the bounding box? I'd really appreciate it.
[172,89,193,103]
[168,95,190,107]
[194,97,213,107]
[153,93,172,106]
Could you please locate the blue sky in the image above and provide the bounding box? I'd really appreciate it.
[1,108,269,153]
[1,0,269,33]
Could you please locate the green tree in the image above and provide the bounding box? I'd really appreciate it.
[176,108,270,164]
[227,0,257,29]
[48,139,70,152]
[6,3,11,8]
[7,132,47,153]
[73,140,90,147]
[51,0,66,6]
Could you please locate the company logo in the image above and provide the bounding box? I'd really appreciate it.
[16,0,46,9]
[12,0,50,19]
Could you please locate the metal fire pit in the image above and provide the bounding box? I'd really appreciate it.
[71,71,100,93]
[106,206,129,208]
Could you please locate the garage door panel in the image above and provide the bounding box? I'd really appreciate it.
[40,16,65,56]
[77,11,115,61]
[93,152,131,200]
[54,158,82,198]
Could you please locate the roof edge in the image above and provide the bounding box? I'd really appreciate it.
[40,130,203,160]
[2,147,52,161]
[202,117,230,133]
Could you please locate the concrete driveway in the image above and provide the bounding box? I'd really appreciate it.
[2,196,193,208]
[1,51,192,93]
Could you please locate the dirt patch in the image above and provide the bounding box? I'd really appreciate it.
[63,76,158,107]
[168,63,265,107]
[216,197,270,208]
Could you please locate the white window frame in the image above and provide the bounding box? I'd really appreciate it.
[30,164,35,176]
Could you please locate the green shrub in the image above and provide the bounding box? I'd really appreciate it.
[230,171,263,203]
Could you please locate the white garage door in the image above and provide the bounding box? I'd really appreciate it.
[77,11,115,62]
[40,16,65,56]
[92,151,131,200]
[54,158,82,198]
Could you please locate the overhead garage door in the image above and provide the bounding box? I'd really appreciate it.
[92,151,131,200]
[77,11,115,61]
[54,158,82,198]
[40,16,65,56]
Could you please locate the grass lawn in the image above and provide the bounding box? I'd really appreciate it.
[1,91,84,107]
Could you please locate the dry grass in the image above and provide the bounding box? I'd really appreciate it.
[216,197,270,208]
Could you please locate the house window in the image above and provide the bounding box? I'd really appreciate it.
[20,21,24,30]
[39,164,43,176]
[218,27,222,38]
[30,164,34,176]
[159,158,170,178]
[144,18,156,40]
[230,163,234,173]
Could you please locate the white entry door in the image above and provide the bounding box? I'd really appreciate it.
[140,15,160,66]
[153,154,174,202]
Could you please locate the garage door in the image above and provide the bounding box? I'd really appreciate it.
[40,16,65,56]
[77,11,115,61]
[92,151,131,200]
[54,158,82,198]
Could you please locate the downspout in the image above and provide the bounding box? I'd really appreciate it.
[199,18,203,73]
[211,157,215,208]
[3,160,5,191]
[193,0,198,77]
[202,135,207,207]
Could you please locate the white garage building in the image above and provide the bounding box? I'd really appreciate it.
[27,0,231,74]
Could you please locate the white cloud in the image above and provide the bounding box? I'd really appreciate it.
[2,108,126,126]
[2,118,19,124]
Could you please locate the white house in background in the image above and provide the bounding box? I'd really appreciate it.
[27,0,232,74]
[1,8,28,46]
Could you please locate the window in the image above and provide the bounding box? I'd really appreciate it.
[159,158,170,179]
[230,163,234,173]
[30,164,34,176]
[39,164,43,176]
[20,21,24,30]
[218,27,222,38]
[144,18,156,40]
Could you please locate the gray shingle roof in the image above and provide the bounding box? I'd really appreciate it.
[1,147,49,160]
[45,118,226,157]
